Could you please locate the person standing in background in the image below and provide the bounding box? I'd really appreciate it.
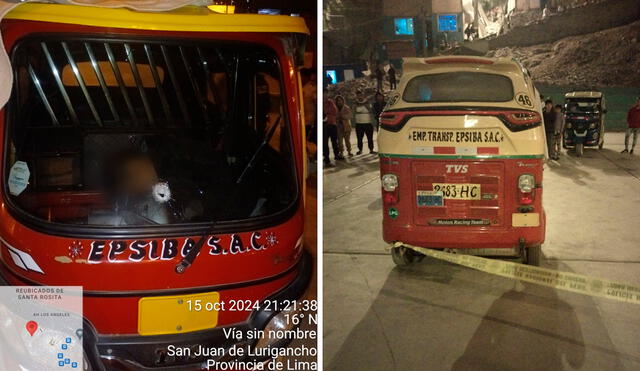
[542,99,557,159]
[372,91,386,132]
[302,70,317,150]
[353,91,375,155]
[375,65,384,92]
[335,95,353,158]
[388,64,397,90]
[552,104,563,160]
[622,97,640,154]
[323,92,340,166]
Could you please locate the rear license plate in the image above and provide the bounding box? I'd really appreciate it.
[432,183,481,200]
[512,213,540,227]
[417,190,444,206]
[138,292,220,336]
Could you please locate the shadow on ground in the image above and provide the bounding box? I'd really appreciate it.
[327,255,629,371]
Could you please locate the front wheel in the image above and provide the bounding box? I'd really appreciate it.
[391,245,423,266]
[575,143,584,157]
[598,140,604,150]
[526,245,542,266]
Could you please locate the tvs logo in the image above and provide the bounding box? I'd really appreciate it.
[445,165,469,173]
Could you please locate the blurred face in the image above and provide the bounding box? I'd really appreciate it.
[336,97,344,106]
[545,102,553,111]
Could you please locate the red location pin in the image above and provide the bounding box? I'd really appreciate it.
[26,321,38,336]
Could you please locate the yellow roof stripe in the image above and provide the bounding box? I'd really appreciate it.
[5,3,309,34]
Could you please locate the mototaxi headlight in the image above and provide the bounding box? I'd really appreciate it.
[254,303,301,350]
[381,174,398,192]
[589,123,596,129]
[518,174,535,193]
[566,123,572,129]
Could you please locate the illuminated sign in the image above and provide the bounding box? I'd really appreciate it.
[438,14,458,32]
[394,18,414,35]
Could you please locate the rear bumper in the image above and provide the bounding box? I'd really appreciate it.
[0,251,313,370]
[383,222,545,249]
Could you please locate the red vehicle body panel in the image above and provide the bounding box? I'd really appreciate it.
[380,156,546,249]
[0,19,306,336]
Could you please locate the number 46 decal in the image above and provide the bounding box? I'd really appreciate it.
[516,92,533,107]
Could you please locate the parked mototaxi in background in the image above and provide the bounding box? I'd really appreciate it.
[0,3,311,370]
[563,91,606,156]
[379,56,546,266]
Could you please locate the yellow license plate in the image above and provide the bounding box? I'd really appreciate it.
[432,183,481,200]
[138,292,220,336]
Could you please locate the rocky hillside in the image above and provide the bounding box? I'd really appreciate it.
[487,20,640,88]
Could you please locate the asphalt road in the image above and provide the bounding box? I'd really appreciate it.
[323,132,640,371]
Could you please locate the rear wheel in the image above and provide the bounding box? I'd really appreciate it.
[391,245,423,266]
[526,245,541,266]
[575,143,584,157]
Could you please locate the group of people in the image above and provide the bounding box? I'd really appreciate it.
[323,90,386,167]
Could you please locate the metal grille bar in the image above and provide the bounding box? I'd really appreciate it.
[23,39,252,128]
[27,64,59,126]
[160,45,191,125]
[104,42,139,126]
[144,44,172,122]
[40,42,79,125]
[197,47,220,110]
[124,43,154,125]
[84,42,119,122]
[179,46,210,125]
[62,41,103,126]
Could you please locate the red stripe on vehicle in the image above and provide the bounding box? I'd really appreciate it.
[477,147,500,155]
[434,147,456,154]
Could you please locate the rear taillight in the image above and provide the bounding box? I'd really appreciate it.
[381,174,399,205]
[379,112,404,131]
[383,192,398,205]
[517,174,535,205]
[501,111,542,131]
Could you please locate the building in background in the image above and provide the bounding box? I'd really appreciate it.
[380,0,468,63]
[324,0,508,78]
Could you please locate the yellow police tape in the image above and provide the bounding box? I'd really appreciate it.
[395,242,640,305]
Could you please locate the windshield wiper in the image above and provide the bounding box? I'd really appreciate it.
[175,224,216,274]
[235,116,282,185]
[176,117,282,273]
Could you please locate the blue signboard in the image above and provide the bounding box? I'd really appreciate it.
[394,18,414,35]
[438,14,458,32]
